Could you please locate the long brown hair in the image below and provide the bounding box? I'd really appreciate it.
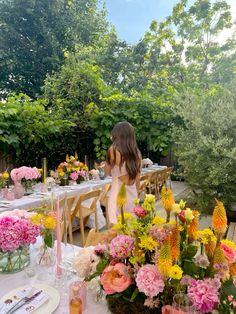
[107,122,141,180]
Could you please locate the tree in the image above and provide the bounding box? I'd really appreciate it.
[0,0,108,97]
[173,84,236,210]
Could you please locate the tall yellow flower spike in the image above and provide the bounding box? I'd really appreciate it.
[157,238,172,278]
[188,210,199,242]
[212,199,227,239]
[161,186,175,222]
[117,183,127,225]
[66,154,70,162]
[75,152,78,160]
[205,241,216,261]
[213,244,227,265]
[170,225,180,260]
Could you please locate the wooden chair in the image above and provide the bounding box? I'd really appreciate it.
[99,183,111,229]
[70,189,102,247]
[59,194,78,244]
[139,174,150,195]
[84,228,117,247]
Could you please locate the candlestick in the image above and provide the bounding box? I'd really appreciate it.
[84,155,88,166]
[56,197,62,277]
[42,157,47,184]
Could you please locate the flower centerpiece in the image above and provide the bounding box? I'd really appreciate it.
[57,153,88,186]
[31,207,57,266]
[84,188,236,314]
[0,209,40,273]
[10,166,40,195]
[0,171,9,189]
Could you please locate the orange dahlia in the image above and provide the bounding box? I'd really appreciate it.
[212,199,227,239]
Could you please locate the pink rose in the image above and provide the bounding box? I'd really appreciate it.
[101,263,132,295]
[221,243,236,263]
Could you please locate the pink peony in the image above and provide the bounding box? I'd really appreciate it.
[188,278,220,313]
[94,244,107,255]
[136,264,164,298]
[133,206,146,218]
[109,235,134,259]
[221,243,236,263]
[78,170,86,177]
[101,263,132,295]
[70,171,79,181]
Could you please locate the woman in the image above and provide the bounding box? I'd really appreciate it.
[104,122,141,224]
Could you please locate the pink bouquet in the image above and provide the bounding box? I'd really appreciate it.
[10,166,39,182]
[0,210,40,252]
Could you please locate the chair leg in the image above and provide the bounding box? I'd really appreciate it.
[95,207,98,232]
[105,198,110,229]
[68,216,73,244]
[80,215,85,247]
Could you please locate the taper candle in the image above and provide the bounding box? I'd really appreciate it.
[42,157,47,184]
[56,197,62,277]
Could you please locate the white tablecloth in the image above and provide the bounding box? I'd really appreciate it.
[0,242,110,314]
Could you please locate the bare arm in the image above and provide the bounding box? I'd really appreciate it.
[136,173,140,192]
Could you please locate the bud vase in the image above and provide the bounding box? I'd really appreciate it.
[0,246,30,274]
[36,242,55,266]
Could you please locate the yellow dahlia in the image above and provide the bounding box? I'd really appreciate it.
[212,199,227,238]
[152,215,166,225]
[168,265,183,280]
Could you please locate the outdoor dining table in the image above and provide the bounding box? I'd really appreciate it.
[0,166,167,213]
[0,241,109,314]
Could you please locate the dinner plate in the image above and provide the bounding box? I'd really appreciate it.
[0,284,60,314]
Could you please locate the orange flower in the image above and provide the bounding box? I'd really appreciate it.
[212,199,227,238]
[188,210,199,242]
[170,225,180,260]
[205,241,216,261]
[229,263,236,277]
[161,187,175,213]
[214,244,227,265]
[157,238,172,278]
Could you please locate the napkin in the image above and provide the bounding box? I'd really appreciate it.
[0,286,49,314]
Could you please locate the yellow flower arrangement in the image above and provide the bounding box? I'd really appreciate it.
[196,228,217,244]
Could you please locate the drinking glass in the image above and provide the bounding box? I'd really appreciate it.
[172,293,196,313]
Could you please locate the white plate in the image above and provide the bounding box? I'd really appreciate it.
[0,284,60,314]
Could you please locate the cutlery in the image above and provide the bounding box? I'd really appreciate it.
[6,290,42,314]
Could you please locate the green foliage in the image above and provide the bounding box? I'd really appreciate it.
[0,94,73,165]
[86,93,173,159]
[173,84,236,210]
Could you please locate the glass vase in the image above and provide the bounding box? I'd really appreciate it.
[22,180,35,195]
[0,246,30,274]
[36,242,55,266]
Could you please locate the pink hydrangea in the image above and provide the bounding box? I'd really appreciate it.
[221,243,236,263]
[70,171,79,181]
[133,206,146,218]
[0,216,40,252]
[188,278,220,313]
[10,166,39,182]
[78,170,86,177]
[194,255,210,269]
[109,235,134,259]
[136,264,164,298]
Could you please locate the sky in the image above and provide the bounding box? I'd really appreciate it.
[106,0,236,44]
